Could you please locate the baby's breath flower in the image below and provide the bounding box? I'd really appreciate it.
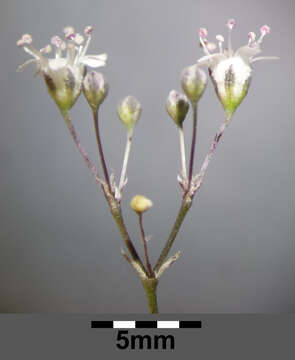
[197,20,278,121]
[17,26,107,113]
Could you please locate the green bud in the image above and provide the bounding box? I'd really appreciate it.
[117,96,141,134]
[181,64,207,104]
[130,195,153,214]
[83,71,109,111]
[166,90,189,127]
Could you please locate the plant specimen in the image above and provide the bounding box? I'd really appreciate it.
[17,20,278,313]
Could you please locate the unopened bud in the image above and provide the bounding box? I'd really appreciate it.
[181,65,207,104]
[166,90,189,128]
[117,96,141,134]
[83,71,108,111]
[130,195,153,214]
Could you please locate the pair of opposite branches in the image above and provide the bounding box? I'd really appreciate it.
[61,71,228,313]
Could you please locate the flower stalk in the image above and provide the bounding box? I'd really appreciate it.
[188,102,198,190]
[119,133,132,193]
[92,109,112,193]
[178,126,187,182]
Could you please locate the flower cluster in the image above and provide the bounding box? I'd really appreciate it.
[17,26,107,113]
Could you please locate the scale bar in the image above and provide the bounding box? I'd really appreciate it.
[91,320,202,329]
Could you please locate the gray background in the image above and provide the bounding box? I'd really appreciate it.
[1,0,294,313]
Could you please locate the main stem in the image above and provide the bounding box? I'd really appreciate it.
[92,109,112,193]
[188,102,198,189]
[142,278,158,314]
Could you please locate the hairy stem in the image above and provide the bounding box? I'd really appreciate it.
[107,194,147,276]
[62,112,103,186]
[154,193,192,273]
[196,121,227,186]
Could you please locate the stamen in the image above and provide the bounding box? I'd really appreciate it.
[40,44,52,54]
[260,25,270,35]
[198,28,210,55]
[17,33,33,47]
[66,42,76,65]
[63,26,75,37]
[74,33,84,45]
[207,42,217,52]
[226,19,236,56]
[227,19,236,30]
[51,35,63,47]
[66,32,76,41]
[17,59,37,72]
[248,31,256,46]
[199,28,208,38]
[216,34,224,53]
[51,36,65,58]
[81,32,92,58]
[258,25,270,44]
[84,26,93,36]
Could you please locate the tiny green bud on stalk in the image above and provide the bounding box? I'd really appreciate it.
[181,64,207,104]
[130,195,153,214]
[117,96,141,135]
[83,71,108,111]
[166,90,189,128]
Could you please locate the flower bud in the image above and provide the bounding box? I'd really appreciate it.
[130,195,153,214]
[117,96,141,134]
[181,64,207,104]
[83,71,108,111]
[166,90,189,128]
[43,63,85,114]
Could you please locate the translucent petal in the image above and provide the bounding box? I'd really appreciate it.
[81,54,107,67]
[198,53,225,67]
[235,44,261,63]
[251,56,280,63]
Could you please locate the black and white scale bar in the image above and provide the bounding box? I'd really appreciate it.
[91,321,202,329]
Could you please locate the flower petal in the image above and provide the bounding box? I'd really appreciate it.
[198,53,225,67]
[81,53,107,67]
[251,56,280,63]
[235,45,261,64]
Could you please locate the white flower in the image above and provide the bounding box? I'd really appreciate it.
[17,26,107,113]
[197,20,278,121]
